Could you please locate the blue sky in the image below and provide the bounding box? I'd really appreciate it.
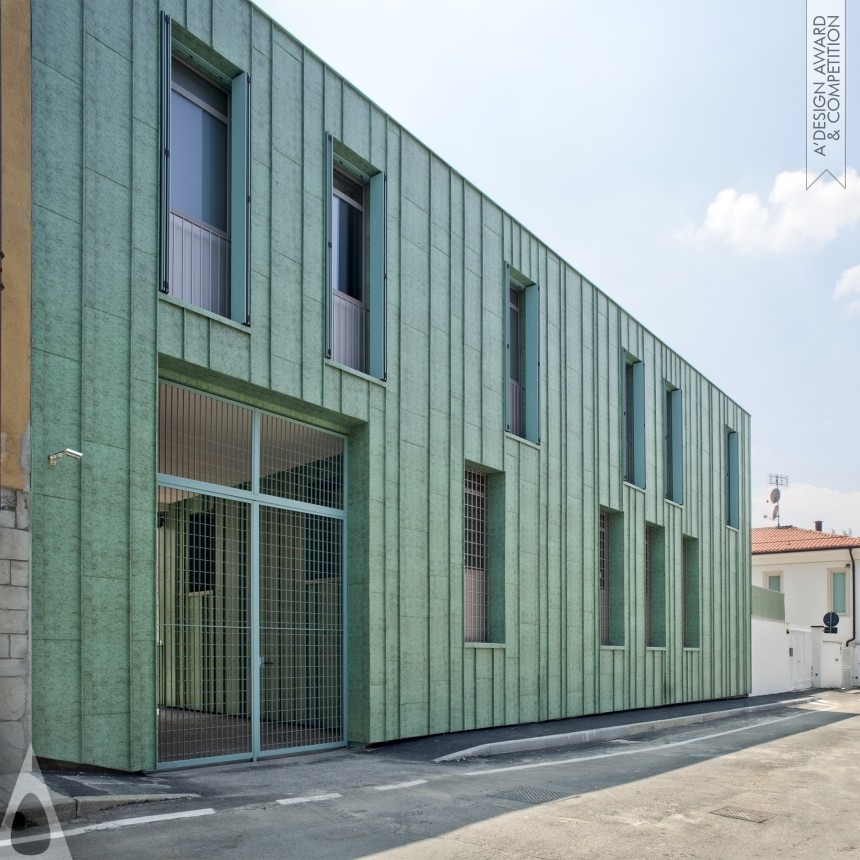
[255,0,860,533]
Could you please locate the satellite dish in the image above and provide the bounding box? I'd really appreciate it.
[772,504,779,520]
[770,488,781,503]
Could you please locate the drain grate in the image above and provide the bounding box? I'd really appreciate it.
[490,786,578,805]
[711,805,776,824]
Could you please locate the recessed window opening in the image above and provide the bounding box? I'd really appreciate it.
[465,469,488,643]
[170,57,230,316]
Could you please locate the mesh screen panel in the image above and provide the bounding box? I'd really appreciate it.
[159,383,252,489]
[465,470,487,642]
[260,413,344,507]
[259,507,343,750]
[599,512,610,646]
[158,490,251,762]
[157,385,345,764]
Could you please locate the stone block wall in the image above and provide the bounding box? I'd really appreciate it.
[0,488,30,786]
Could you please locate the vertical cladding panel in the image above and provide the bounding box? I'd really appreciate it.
[474,649,493,728]
[566,269,585,713]
[503,448,520,725]
[324,67,342,141]
[301,54,324,404]
[184,0,211,41]
[32,206,83,362]
[428,154,452,730]
[342,85,370,168]
[448,173,466,731]
[212,0,251,68]
[348,424,372,743]
[273,43,302,166]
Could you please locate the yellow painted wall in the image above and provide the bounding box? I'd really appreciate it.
[0,0,32,492]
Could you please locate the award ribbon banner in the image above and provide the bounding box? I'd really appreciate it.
[807,1,847,188]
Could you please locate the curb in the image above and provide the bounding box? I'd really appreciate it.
[74,793,201,817]
[14,792,201,827]
[434,696,819,762]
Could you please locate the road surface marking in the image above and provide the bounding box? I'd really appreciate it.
[1,808,217,847]
[374,780,428,791]
[276,793,342,805]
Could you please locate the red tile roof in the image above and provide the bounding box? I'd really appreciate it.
[752,526,860,554]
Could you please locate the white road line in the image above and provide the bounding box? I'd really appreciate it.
[374,779,428,791]
[276,793,342,805]
[462,711,811,776]
[0,808,217,847]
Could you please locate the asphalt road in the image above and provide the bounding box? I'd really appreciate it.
[11,691,860,859]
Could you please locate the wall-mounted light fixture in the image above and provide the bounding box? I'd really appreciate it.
[48,448,83,466]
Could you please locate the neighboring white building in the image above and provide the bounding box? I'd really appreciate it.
[751,524,860,693]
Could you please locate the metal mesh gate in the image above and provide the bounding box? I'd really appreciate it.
[157,383,345,766]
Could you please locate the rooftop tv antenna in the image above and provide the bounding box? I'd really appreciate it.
[764,474,789,527]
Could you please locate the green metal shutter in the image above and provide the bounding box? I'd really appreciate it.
[159,13,171,294]
[504,263,512,432]
[368,170,387,380]
[525,282,540,444]
[669,387,683,503]
[726,430,739,528]
[631,360,645,488]
[231,71,251,325]
[324,133,333,359]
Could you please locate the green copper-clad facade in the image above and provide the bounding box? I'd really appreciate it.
[29,0,751,771]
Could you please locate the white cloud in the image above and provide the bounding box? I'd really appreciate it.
[834,264,860,314]
[754,481,860,536]
[702,168,860,252]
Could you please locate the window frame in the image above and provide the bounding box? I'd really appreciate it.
[159,14,251,325]
[623,355,645,488]
[463,467,505,644]
[830,568,850,615]
[325,134,387,380]
[504,264,540,444]
[682,536,700,648]
[726,429,740,529]
[766,572,782,592]
[599,509,625,647]
[645,524,666,647]
[664,384,683,503]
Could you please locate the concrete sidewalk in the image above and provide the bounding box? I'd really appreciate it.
[31,689,821,826]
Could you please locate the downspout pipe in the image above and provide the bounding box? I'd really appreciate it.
[847,546,857,646]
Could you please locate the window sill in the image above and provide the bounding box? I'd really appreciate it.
[682,646,701,652]
[645,646,667,651]
[600,645,626,651]
[664,497,684,509]
[726,524,740,533]
[159,293,251,334]
[623,481,646,494]
[505,432,540,450]
[325,358,387,387]
[465,641,506,649]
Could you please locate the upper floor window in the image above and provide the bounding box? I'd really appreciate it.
[624,356,645,487]
[665,385,683,503]
[726,429,740,529]
[766,572,782,592]
[160,15,250,324]
[830,569,849,615]
[325,135,387,380]
[505,265,539,444]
